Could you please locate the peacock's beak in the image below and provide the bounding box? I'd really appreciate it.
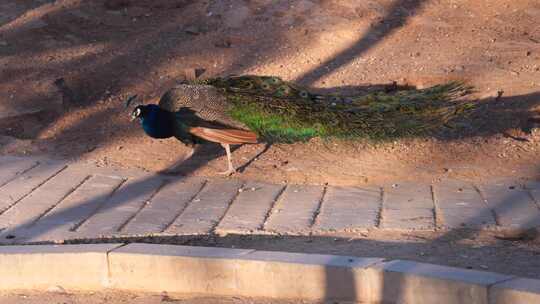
[124,94,138,109]
[130,112,138,122]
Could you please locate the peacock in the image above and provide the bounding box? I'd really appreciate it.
[129,75,474,175]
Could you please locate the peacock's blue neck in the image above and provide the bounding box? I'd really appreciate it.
[140,105,175,139]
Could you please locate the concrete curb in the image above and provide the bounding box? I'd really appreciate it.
[0,243,538,303]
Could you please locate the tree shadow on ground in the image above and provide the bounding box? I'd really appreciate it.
[295,0,427,85]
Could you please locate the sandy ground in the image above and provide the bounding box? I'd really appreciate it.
[1,0,540,187]
[0,291,302,304]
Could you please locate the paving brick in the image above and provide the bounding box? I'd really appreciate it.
[0,243,122,290]
[0,155,30,164]
[490,278,540,304]
[0,161,67,215]
[0,157,38,187]
[438,208,496,229]
[313,186,381,233]
[264,185,324,234]
[7,174,126,243]
[215,182,284,235]
[71,163,151,179]
[122,177,206,235]
[479,182,540,228]
[525,181,540,208]
[368,260,512,304]
[2,154,540,243]
[77,175,165,237]
[384,183,434,209]
[381,208,435,230]
[0,167,89,231]
[165,179,243,235]
[434,181,496,229]
[434,181,486,209]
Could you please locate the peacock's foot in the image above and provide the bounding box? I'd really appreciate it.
[218,168,236,176]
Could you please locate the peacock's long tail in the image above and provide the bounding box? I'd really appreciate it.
[196,75,475,142]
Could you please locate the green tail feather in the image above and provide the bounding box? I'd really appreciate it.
[195,75,475,142]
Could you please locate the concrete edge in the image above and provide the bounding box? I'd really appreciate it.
[0,243,536,303]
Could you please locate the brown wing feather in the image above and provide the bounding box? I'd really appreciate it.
[188,127,258,145]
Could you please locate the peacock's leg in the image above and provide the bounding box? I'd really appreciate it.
[218,143,236,175]
[183,144,196,160]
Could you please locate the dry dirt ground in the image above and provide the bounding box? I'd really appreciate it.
[1,0,540,186]
[0,291,301,304]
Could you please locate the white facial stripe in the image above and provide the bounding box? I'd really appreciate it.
[135,108,141,116]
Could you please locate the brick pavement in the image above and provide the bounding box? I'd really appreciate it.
[0,155,539,244]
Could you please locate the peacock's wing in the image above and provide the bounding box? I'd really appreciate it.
[188,127,258,145]
[173,107,258,145]
[202,75,319,101]
[158,84,248,130]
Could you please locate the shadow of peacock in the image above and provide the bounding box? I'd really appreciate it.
[129,75,474,175]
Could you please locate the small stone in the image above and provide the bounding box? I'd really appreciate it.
[47,285,67,294]
[214,38,232,48]
[496,90,504,100]
[184,25,201,35]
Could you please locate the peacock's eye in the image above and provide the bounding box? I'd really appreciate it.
[130,107,142,121]
[299,91,309,98]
